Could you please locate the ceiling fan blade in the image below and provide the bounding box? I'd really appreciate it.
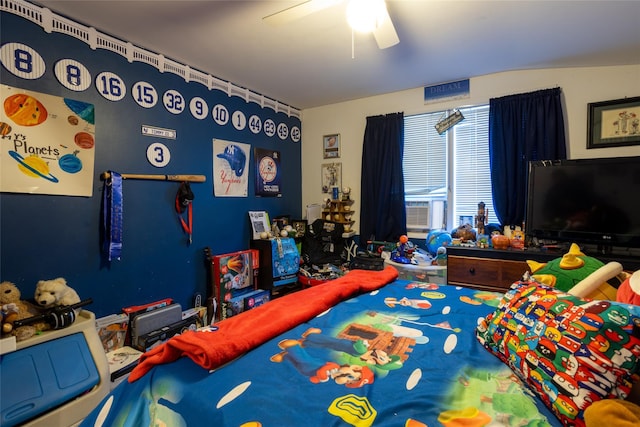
[263,0,343,26]
[373,5,399,49]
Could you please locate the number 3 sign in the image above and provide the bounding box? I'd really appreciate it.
[147,142,171,168]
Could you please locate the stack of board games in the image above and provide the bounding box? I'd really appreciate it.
[208,248,269,321]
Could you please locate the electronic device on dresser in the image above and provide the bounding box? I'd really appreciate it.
[526,155,640,265]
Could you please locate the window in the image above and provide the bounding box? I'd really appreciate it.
[403,105,493,234]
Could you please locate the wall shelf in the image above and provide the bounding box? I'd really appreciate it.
[322,199,355,231]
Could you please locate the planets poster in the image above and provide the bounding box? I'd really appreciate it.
[0,85,95,197]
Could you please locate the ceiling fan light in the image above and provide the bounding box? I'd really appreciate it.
[346,0,386,33]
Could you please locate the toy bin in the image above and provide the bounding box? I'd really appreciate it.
[0,310,110,427]
[384,258,447,284]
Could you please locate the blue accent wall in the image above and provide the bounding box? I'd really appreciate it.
[0,12,302,318]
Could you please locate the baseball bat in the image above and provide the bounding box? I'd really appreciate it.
[101,172,206,182]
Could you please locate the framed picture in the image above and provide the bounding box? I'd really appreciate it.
[321,162,341,194]
[291,219,308,237]
[323,134,340,159]
[272,215,290,232]
[248,211,270,239]
[587,96,640,149]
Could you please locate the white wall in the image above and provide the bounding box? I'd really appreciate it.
[301,64,640,234]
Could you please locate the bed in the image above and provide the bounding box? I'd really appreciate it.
[80,266,640,427]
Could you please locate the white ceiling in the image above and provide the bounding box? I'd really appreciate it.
[33,0,640,110]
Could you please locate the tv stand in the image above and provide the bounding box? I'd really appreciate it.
[596,244,614,256]
[447,246,639,293]
[580,244,640,270]
[447,247,548,293]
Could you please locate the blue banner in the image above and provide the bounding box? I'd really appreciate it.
[424,79,470,104]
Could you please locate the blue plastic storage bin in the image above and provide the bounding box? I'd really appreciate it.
[1,332,99,427]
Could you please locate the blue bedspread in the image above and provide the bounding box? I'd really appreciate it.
[82,280,560,427]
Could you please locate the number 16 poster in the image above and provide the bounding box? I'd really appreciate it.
[0,85,96,197]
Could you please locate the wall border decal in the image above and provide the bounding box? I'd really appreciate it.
[0,0,301,118]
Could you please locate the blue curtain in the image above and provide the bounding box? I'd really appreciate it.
[489,88,566,226]
[359,112,406,246]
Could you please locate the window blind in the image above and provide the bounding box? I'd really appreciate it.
[403,113,447,198]
[452,105,493,225]
[403,105,493,230]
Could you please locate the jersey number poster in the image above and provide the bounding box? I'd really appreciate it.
[0,85,96,197]
[254,147,281,197]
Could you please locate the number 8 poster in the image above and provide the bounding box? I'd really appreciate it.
[0,85,96,197]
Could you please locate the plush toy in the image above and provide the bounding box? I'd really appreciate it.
[34,277,81,309]
[0,281,49,341]
[616,270,640,306]
[451,224,476,242]
[526,243,622,298]
[1,302,19,334]
[568,261,625,300]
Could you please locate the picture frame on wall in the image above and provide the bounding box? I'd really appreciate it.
[321,162,341,194]
[587,96,640,149]
[323,134,340,159]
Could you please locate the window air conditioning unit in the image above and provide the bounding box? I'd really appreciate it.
[406,200,446,232]
[406,202,430,232]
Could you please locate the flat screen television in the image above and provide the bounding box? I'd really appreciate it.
[525,156,640,250]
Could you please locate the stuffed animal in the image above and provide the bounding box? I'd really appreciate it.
[616,270,640,306]
[34,277,81,309]
[568,261,625,300]
[0,281,49,341]
[1,302,19,334]
[451,224,476,242]
[527,243,622,298]
[527,243,602,291]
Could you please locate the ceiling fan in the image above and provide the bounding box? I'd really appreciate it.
[263,0,399,49]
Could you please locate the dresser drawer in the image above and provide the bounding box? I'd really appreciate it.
[448,255,529,292]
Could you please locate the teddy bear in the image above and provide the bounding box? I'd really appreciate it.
[34,277,81,309]
[0,281,49,341]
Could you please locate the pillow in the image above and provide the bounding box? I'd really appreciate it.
[477,280,640,427]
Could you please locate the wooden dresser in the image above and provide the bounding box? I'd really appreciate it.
[447,247,558,293]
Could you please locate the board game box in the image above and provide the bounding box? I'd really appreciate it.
[220,289,270,320]
[210,249,259,321]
